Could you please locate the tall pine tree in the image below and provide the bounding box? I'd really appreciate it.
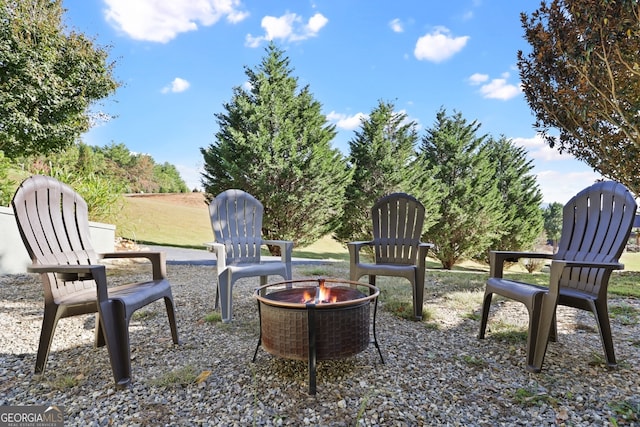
[418,108,504,269]
[201,43,350,250]
[334,100,429,244]
[485,135,544,255]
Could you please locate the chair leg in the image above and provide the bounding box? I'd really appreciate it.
[413,271,425,321]
[525,293,544,370]
[98,299,132,389]
[478,292,493,339]
[591,299,616,368]
[35,305,62,374]
[164,296,180,345]
[411,280,424,320]
[218,271,233,323]
[529,292,558,373]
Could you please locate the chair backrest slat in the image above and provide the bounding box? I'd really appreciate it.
[209,189,263,264]
[555,181,636,295]
[371,193,425,265]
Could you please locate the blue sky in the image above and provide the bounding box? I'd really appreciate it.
[62,0,602,203]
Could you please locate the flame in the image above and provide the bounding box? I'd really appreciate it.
[318,282,338,303]
[301,281,337,304]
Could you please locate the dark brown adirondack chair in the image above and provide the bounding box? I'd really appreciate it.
[479,181,636,372]
[205,189,293,323]
[12,175,179,388]
[349,193,434,320]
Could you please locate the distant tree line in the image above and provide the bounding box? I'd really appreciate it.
[0,142,189,222]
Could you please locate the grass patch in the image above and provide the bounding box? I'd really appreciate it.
[132,309,158,321]
[512,386,556,406]
[609,400,640,424]
[203,312,222,323]
[49,374,81,389]
[381,300,433,321]
[609,303,640,325]
[441,290,483,311]
[149,365,199,387]
[461,354,488,368]
[487,321,528,343]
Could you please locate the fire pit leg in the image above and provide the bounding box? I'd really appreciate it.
[252,299,262,362]
[307,303,317,395]
[372,296,384,364]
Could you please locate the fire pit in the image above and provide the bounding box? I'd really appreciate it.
[253,278,384,394]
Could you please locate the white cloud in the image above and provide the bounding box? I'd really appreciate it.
[389,18,403,33]
[468,73,488,85]
[103,0,249,43]
[245,12,328,47]
[414,27,469,63]
[326,111,367,130]
[469,72,521,100]
[513,134,569,161]
[479,78,521,100]
[161,77,190,94]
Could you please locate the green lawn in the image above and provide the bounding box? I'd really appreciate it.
[116,193,640,297]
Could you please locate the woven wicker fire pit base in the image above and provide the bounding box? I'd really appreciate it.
[253,278,384,394]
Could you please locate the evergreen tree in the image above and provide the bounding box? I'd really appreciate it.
[201,43,350,251]
[334,100,431,244]
[543,202,564,252]
[418,108,504,269]
[485,135,544,254]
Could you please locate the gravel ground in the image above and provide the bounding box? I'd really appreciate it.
[0,261,639,426]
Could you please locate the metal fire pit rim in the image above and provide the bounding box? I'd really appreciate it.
[254,277,379,309]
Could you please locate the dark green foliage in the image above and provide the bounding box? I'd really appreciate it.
[333,100,438,244]
[484,136,544,255]
[417,108,505,269]
[93,143,188,193]
[0,0,118,158]
[543,202,563,251]
[153,162,189,193]
[0,151,15,206]
[200,43,350,249]
[25,147,125,224]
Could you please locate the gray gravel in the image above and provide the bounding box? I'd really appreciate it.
[1,261,639,426]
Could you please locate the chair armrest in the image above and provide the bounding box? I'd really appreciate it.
[204,242,227,271]
[100,251,167,280]
[262,239,294,263]
[489,251,554,278]
[347,241,373,265]
[28,264,110,301]
[263,239,294,278]
[417,242,434,269]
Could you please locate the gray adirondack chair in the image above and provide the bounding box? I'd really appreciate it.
[11,175,179,388]
[348,193,434,320]
[479,181,636,372]
[205,189,293,323]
